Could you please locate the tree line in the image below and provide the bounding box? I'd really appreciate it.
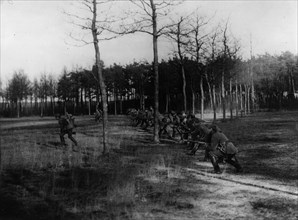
[1,50,297,118]
[1,0,297,125]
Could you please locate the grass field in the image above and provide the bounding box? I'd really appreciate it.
[0,111,297,219]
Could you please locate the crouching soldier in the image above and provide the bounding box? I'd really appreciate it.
[187,123,211,161]
[207,124,243,174]
[59,113,78,146]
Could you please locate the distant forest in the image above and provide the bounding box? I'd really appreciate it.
[1,51,297,119]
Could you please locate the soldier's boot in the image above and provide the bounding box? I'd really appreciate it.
[203,149,210,161]
[210,155,221,174]
[188,143,199,155]
[226,156,243,173]
[69,136,78,146]
[60,134,66,146]
[68,132,78,146]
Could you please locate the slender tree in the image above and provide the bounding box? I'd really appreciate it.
[189,13,209,118]
[167,16,192,112]
[6,70,31,118]
[65,0,120,153]
[119,0,181,143]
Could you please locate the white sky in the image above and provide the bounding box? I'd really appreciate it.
[0,0,297,84]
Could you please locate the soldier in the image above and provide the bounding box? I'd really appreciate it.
[59,113,78,146]
[158,112,173,139]
[135,109,146,127]
[95,104,102,122]
[170,111,181,139]
[145,106,154,128]
[175,111,189,141]
[187,122,211,161]
[206,124,243,174]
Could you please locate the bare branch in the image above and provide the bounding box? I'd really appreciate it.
[64,33,93,47]
[130,0,152,18]
[82,1,93,13]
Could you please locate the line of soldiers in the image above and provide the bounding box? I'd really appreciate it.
[128,109,243,174]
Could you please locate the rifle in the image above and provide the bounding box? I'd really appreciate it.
[185,140,207,146]
[184,140,206,145]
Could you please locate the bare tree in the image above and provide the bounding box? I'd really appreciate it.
[167,16,192,113]
[188,13,210,118]
[65,0,119,154]
[117,0,180,143]
[220,21,241,120]
[48,74,57,116]
[205,26,222,121]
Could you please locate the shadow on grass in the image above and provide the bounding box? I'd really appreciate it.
[0,161,138,220]
[239,145,298,181]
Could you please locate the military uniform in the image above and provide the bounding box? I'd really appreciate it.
[158,112,174,139]
[59,113,78,146]
[170,111,181,138]
[207,125,242,174]
[95,109,102,122]
[187,123,211,160]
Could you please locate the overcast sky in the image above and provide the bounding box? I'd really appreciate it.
[0,0,297,84]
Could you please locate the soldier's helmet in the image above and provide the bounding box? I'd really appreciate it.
[209,124,221,132]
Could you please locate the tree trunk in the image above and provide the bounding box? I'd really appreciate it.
[247,86,251,113]
[64,100,67,114]
[114,85,117,115]
[30,96,33,116]
[119,95,123,114]
[17,99,20,118]
[181,65,187,112]
[229,78,233,120]
[290,67,295,93]
[221,72,226,121]
[193,92,195,115]
[40,98,44,117]
[92,0,108,154]
[212,84,216,121]
[51,97,54,116]
[88,90,91,116]
[141,85,145,110]
[80,87,83,115]
[251,77,255,113]
[165,93,169,113]
[44,97,47,116]
[200,74,204,120]
[207,80,213,110]
[240,84,243,112]
[235,79,239,117]
[150,0,159,143]
[189,75,195,114]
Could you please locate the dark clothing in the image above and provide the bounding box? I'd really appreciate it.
[187,124,211,159]
[207,131,242,173]
[59,116,77,146]
[95,109,102,122]
[158,113,174,139]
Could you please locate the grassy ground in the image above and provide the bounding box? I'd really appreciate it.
[0,112,297,219]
